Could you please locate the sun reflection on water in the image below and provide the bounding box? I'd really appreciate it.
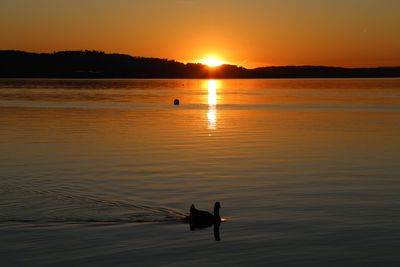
[207,80,217,130]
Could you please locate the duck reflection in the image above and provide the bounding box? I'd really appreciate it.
[188,202,222,241]
[207,80,217,130]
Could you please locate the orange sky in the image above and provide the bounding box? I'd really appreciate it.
[1,0,399,68]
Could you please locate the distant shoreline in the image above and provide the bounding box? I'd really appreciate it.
[1,50,400,79]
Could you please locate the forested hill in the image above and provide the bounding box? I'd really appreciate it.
[1,50,399,78]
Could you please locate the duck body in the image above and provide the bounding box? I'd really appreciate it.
[189,202,221,230]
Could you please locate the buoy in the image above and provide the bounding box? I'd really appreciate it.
[174,99,180,105]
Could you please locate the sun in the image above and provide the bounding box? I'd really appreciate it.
[200,57,224,67]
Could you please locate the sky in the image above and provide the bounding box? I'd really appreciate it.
[1,0,399,68]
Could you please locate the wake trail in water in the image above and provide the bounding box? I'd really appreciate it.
[0,182,188,225]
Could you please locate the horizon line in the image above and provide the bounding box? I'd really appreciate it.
[2,49,399,70]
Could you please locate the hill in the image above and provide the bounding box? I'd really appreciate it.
[1,50,399,78]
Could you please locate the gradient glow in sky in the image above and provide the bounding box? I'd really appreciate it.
[1,0,399,67]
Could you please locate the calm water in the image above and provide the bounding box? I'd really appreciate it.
[1,79,400,266]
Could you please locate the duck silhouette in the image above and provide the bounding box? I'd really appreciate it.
[189,202,221,230]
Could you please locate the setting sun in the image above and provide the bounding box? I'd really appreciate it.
[200,57,224,67]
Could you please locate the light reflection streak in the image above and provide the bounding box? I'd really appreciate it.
[207,80,217,130]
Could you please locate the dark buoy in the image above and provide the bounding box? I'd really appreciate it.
[174,99,180,105]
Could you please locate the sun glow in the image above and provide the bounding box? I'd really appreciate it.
[201,57,224,67]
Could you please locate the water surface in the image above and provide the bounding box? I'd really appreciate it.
[1,79,400,266]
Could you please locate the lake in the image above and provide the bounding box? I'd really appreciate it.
[1,78,400,266]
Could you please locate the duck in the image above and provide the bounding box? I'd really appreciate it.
[189,202,221,230]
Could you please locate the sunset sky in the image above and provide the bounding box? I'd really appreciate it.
[1,0,399,68]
